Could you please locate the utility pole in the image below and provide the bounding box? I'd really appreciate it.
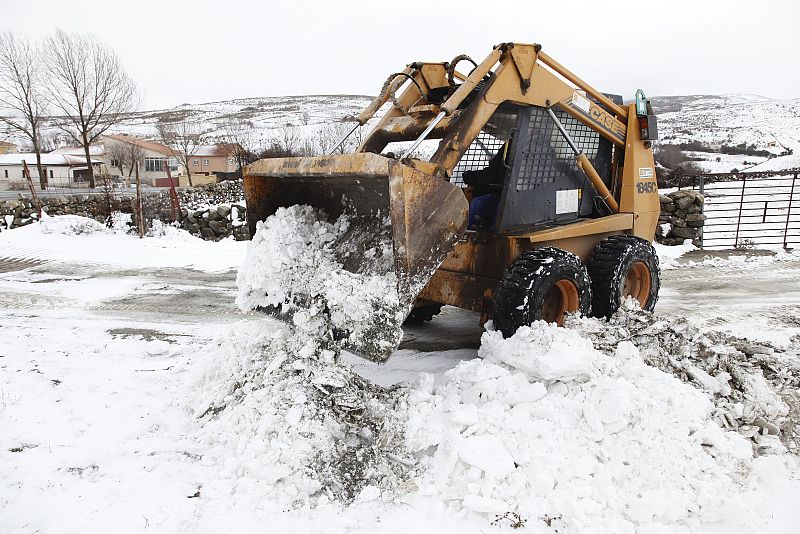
[135,161,144,238]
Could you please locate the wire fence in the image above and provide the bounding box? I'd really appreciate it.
[677,169,800,250]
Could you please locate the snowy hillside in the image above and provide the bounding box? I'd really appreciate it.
[123,94,373,142]
[652,94,800,172]
[3,93,799,172]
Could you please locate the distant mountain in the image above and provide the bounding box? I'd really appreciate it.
[3,93,798,172]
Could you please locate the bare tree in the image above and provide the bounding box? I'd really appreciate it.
[38,131,63,153]
[314,120,363,155]
[222,118,257,176]
[278,125,300,154]
[105,137,144,180]
[0,32,48,189]
[44,29,138,188]
[157,117,203,187]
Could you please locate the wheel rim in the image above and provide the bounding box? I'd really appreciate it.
[623,261,652,308]
[541,279,579,325]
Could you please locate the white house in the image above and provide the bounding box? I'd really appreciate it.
[52,135,182,187]
[0,153,103,191]
[100,134,182,186]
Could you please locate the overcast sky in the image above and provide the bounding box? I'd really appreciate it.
[4,0,799,110]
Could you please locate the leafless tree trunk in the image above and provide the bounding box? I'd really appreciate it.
[44,30,138,189]
[105,138,144,181]
[158,117,203,187]
[279,125,300,154]
[222,118,257,176]
[0,32,48,189]
[315,120,362,156]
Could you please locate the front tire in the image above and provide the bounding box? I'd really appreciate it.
[403,303,443,325]
[587,235,660,319]
[492,247,591,337]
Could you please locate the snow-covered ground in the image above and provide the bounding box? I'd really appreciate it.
[654,94,800,173]
[1,218,800,533]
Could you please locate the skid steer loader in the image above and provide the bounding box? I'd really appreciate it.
[244,42,661,361]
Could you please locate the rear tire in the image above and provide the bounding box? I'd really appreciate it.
[587,235,660,319]
[493,247,591,337]
[403,303,443,325]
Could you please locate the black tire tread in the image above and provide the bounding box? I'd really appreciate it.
[403,303,443,325]
[493,247,591,337]
[587,235,660,319]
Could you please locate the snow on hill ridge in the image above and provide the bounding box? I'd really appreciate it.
[2,93,798,171]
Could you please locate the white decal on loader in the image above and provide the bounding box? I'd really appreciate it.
[571,92,591,114]
[638,167,654,179]
[556,189,579,214]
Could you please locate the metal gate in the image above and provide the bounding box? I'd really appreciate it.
[682,170,799,249]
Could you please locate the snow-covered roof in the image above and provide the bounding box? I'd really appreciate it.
[102,134,175,156]
[0,153,103,166]
[51,145,105,156]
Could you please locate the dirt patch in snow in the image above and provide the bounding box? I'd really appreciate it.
[567,300,800,454]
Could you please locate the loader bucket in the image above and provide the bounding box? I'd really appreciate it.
[243,152,469,361]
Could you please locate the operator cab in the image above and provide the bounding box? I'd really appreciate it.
[452,98,620,234]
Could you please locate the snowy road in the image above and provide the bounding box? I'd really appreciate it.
[1,251,798,387]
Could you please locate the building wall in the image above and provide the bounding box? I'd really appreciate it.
[0,143,17,155]
[0,164,78,190]
[177,174,216,187]
[101,143,181,187]
[188,154,236,176]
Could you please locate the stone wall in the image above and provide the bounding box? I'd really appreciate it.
[0,194,132,230]
[0,180,248,241]
[656,190,706,246]
[180,204,250,241]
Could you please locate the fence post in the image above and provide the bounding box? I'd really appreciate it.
[21,160,43,220]
[734,174,747,247]
[785,172,797,249]
[698,175,704,249]
[135,161,144,238]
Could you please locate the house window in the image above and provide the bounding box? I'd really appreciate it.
[49,170,53,178]
[110,158,120,168]
[202,159,209,165]
[144,157,167,172]
[3,170,7,178]
[192,159,199,166]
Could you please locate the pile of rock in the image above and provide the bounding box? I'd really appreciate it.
[656,190,706,246]
[180,204,249,241]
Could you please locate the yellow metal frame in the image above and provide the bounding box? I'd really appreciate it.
[244,42,660,319]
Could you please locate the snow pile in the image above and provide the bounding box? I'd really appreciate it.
[191,320,409,506]
[567,300,800,454]
[192,204,419,506]
[404,321,785,531]
[0,213,247,271]
[653,239,696,269]
[145,219,195,241]
[684,249,800,270]
[40,212,106,235]
[235,205,406,361]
